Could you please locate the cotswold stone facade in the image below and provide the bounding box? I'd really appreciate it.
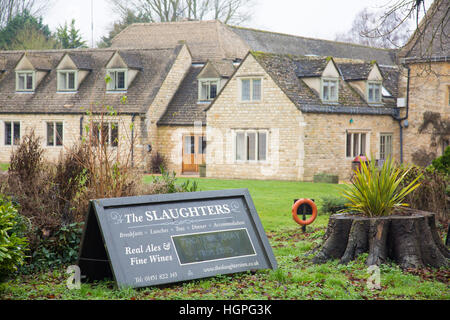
[206,52,401,181]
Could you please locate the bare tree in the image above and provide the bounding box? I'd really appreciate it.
[0,0,51,28]
[110,0,254,25]
[335,7,414,48]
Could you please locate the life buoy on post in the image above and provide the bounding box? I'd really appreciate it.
[292,199,317,226]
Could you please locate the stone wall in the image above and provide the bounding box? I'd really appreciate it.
[402,61,450,164]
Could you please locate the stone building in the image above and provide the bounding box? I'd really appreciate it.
[0,2,447,181]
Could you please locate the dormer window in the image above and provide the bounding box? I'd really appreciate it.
[16,71,34,92]
[199,79,219,101]
[57,70,77,91]
[322,78,338,102]
[368,81,382,103]
[107,69,127,91]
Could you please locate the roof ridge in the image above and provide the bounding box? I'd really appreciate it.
[230,25,397,52]
[0,46,180,54]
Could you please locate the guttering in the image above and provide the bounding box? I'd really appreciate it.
[131,113,136,168]
[392,63,411,163]
[79,115,84,140]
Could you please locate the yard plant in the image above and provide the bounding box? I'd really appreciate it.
[341,158,422,217]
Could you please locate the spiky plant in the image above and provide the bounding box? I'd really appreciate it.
[341,158,422,217]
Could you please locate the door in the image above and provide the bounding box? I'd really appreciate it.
[182,135,206,173]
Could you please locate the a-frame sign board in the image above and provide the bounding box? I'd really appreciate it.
[77,189,277,289]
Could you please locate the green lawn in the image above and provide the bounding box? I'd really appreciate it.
[143,176,342,231]
[0,163,9,171]
[1,177,449,300]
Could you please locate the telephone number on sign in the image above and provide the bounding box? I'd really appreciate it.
[135,272,178,283]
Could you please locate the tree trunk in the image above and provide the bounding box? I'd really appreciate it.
[312,209,449,269]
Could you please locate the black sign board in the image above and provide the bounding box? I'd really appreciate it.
[78,189,277,288]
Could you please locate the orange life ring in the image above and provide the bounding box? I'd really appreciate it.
[292,199,317,226]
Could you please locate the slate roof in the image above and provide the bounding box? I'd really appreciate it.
[294,59,329,77]
[400,0,450,61]
[209,59,236,77]
[111,20,249,63]
[0,46,183,115]
[339,62,374,81]
[230,26,398,66]
[158,66,207,125]
[67,52,94,70]
[251,52,399,114]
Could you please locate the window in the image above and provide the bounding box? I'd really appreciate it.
[16,71,34,91]
[92,122,119,147]
[322,79,338,102]
[4,121,20,146]
[198,136,207,154]
[240,78,262,102]
[58,71,77,91]
[199,80,219,101]
[380,134,393,160]
[346,132,368,158]
[107,70,127,91]
[368,82,382,103]
[47,122,63,147]
[235,130,267,162]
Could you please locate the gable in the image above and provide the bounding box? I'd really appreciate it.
[198,62,220,79]
[367,65,383,81]
[106,52,127,69]
[57,54,77,70]
[322,60,340,78]
[15,55,35,71]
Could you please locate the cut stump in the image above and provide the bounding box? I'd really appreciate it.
[312,208,450,269]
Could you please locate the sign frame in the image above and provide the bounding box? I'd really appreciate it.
[77,189,277,288]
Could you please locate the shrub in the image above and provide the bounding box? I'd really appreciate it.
[320,195,347,214]
[314,173,339,184]
[150,152,167,174]
[431,146,450,176]
[0,195,29,280]
[400,165,449,222]
[146,168,198,194]
[341,158,422,217]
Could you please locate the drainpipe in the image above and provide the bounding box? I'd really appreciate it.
[393,64,410,164]
[131,114,136,168]
[79,115,84,141]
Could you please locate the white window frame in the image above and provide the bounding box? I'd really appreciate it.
[234,129,268,163]
[321,78,339,102]
[46,121,64,147]
[4,121,21,146]
[379,133,393,160]
[239,77,263,102]
[198,78,220,101]
[367,81,382,104]
[346,131,369,158]
[57,70,78,92]
[16,71,35,92]
[91,122,119,148]
[106,69,128,91]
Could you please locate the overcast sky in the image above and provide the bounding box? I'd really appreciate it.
[42,0,429,47]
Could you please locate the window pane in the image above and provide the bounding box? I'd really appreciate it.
[368,85,374,101]
[380,135,386,160]
[101,123,109,145]
[258,132,267,161]
[374,85,380,102]
[47,122,54,146]
[108,72,115,90]
[56,123,63,146]
[330,81,337,100]
[247,132,256,161]
[58,72,66,90]
[323,81,329,100]
[200,82,208,100]
[13,122,20,145]
[92,122,100,146]
[18,75,25,90]
[68,72,75,89]
[252,79,261,101]
[241,79,250,101]
[111,123,119,147]
[5,122,11,145]
[353,133,359,157]
[26,74,33,90]
[236,132,245,160]
[199,136,206,154]
[346,133,352,158]
[210,83,217,99]
[117,71,125,89]
[360,133,366,155]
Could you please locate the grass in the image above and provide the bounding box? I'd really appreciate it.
[0,163,9,171]
[1,177,449,300]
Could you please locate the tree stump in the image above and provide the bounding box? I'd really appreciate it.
[312,208,450,269]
